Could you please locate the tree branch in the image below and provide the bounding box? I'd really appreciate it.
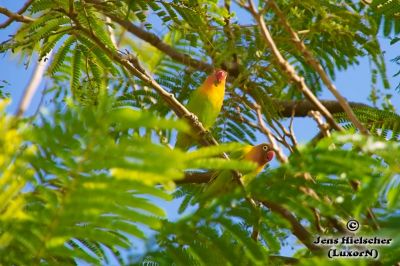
[75,24,217,147]
[83,0,374,130]
[260,200,323,253]
[86,0,214,72]
[269,255,298,264]
[16,9,258,215]
[177,171,213,184]
[242,0,342,132]
[268,0,369,135]
[308,110,331,137]
[73,19,268,213]
[116,18,214,72]
[0,5,34,26]
[178,172,322,253]
[276,99,370,117]
[255,105,288,163]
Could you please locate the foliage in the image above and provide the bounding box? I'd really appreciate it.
[369,0,400,96]
[334,105,400,140]
[0,96,254,264]
[1,0,400,265]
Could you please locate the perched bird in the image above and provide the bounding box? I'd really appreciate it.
[176,69,227,149]
[200,143,275,201]
[241,143,275,184]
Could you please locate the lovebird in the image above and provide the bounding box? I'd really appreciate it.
[200,143,275,202]
[176,69,227,149]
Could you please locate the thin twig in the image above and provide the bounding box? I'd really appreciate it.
[255,105,288,163]
[313,208,325,233]
[15,10,257,215]
[268,0,368,135]
[327,216,348,234]
[251,212,260,241]
[308,110,331,137]
[86,0,214,72]
[271,118,295,152]
[0,6,34,24]
[289,106,298,146]
[73,20,263,213]
[251,227,259,241]
[0,1,34,28]
[75,24,216,145]
[268,119,288,145]
[241,0,342,132]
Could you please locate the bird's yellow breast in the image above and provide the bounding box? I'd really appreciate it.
[199,79,225,109]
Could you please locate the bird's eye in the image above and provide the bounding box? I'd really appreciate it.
[262,145,268,151]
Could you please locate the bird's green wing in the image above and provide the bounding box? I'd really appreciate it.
[176,91,218,150]
[198,170,234,203]
[187,90,219,129]
[229,145,252,160]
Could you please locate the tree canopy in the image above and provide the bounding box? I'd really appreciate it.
[1,0,400,265]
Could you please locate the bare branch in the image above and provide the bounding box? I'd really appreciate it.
[261,200,323,253]
[115,21,212,71]
[77,25,217,146]
[313,208,325,233]
[269,255,298,264]
[0,0,34,28]
[177,171,213,184]
[327,216,348,234]
[288,107,298,146]
[276,99,370,117]
[75,18,265,217]
[42,6,218,147]
[86,0,214,72]
[74,19,266,213]
[180,172,322,253]
[271,118,296,152]
[308,110,331,137]
[0,6,34,25]
[268,0,368,135]
[255,105,288,163]
[240,0,342,132]
[251,226,259,241]
[14,10,259,216]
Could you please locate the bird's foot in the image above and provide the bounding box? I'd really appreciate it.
[183,112,198,123]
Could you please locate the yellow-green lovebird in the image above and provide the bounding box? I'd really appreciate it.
[200,143,275,201]
[176,69,227,149]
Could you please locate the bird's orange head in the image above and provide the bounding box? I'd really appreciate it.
[203,69,227,87]
[200,69,227,96]
[244,143,274,173]
[214,69,227,84]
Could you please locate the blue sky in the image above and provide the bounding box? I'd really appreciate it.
[1,0,399,263]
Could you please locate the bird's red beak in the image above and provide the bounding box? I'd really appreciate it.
[215,70,227,83]
[266,151,274,162]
